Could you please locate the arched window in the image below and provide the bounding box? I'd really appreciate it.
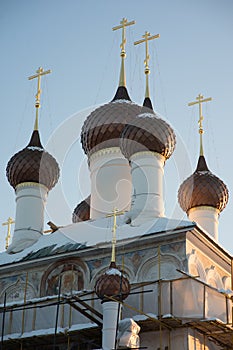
[40,258,88,296]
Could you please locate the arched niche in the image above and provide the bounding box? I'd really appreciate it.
[136,254,182,282]
[206,267,223,289]
[222,276,231,291]
[40,258,89,296]
[187,251,206,282]
[0,279,36,303]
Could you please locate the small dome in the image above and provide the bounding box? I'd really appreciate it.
[178,155,229,213]
[120,112,176,160]
[81,87,150,156]
[72,195,90,223]
[95,262,130,302]
[6,130,59,191]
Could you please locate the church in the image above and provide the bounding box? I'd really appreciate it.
[0,18,232,350]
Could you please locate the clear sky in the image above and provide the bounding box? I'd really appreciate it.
[0,0,232,253]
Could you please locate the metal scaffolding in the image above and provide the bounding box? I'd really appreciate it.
[0,274,232,349]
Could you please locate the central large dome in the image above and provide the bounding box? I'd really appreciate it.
[81,87,150,157]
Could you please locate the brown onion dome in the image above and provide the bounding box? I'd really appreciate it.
[72,195,90,223]
[178,155,229,213]
[81,86,151,157]
[95,261,130,303]
[6,130,59,191]
[120,111,176,160]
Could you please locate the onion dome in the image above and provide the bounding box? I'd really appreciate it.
[81,98,150,157]
[95,261,130,303]
[6,129,59,190]
[72,195,90,223]
[120,111,176,160]
[178,155,229,213]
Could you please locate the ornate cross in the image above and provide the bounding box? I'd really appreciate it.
[2,217,15,250]
[134,31,160,98]
[188,93,212,155]
[107,208,124,263]
[28,67,51,130]
[112,18,135,87]
[112,18,135,57]
[134,31,160,74]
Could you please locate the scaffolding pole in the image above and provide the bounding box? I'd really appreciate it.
[1,292,6,350]
[53,276,62,350]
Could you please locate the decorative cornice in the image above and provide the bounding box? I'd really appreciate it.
[89,147,123,162]
[16,182,49,192]
[188,206,220,215]
[130,150,165,163]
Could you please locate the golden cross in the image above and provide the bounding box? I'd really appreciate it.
[134,31,160,74]
[112,18,135,87]
[28,67,51,131]
[2,217,15,250]
[188,93,212,155]
[112,18,135,57]
[107,208,124,263]
[134,31,160,98]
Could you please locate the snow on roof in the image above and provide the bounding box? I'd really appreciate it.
[60,215,195,248]
[106,267,122,276]
[0,216,194,267]
[0,230,82,266]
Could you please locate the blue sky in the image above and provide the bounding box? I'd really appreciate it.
[0,0,232,253]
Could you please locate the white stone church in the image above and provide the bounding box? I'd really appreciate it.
[0,19,232,350]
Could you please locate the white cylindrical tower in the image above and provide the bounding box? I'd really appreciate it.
[120,111,176,224]
[11,183,48,252]
[89,147,132,219]
[130,151,165,220]
[102,301,121,350]
[6,129,59,253]
[188,206,220,241]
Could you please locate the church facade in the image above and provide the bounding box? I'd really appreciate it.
[0,18,232,350]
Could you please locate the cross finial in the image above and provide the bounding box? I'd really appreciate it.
[134,31,160,98]
[107,208,124,263]
[2,217,15,250]
[28,67,51,131]
[112,18,135,87]
[188,93,212,156]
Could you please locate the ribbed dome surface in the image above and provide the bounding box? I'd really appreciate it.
[120,112,176,160]
[81,100,150,157]
[6,130,60,190]
[95,262,130,302]
[178,155,229,213]
[72,195,90,223]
